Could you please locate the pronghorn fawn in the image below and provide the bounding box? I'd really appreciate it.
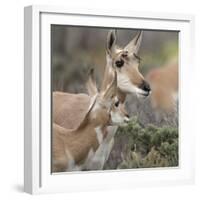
[146,60,178,113]
[85,69,130,170]
[52,71,129,172]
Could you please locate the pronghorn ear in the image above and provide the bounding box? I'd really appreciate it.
[124,31,143,54]
[106,30,117,55]
[86,68,98,96]
[76,94,98,130]
[101,70,117,100]
[100,53,114,92]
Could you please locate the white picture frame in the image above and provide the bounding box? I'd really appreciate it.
[24,5,195,194]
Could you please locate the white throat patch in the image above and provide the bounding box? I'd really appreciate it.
[117,73,147,97]
[95,126,104,144]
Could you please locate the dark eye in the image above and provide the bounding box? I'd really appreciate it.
[115,59,124,68]
[115,101,119,107]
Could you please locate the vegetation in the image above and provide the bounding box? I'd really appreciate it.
[105,117,178,169]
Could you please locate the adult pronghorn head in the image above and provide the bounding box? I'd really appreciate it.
[86,69,130,126]
[104,30,151,99]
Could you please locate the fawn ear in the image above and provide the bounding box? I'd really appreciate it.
[101,70,117,100]
[124,31,143,54]
[106,30,117,56]
[76,94,98,129]
[86,68,98,96]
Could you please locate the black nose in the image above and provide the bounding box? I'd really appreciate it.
[115,59,124,68]
[140,80,151,92]
[125,114,130,118]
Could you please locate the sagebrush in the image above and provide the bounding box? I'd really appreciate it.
[105,117,178,169]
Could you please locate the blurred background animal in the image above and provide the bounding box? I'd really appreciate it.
[146,59,178,113]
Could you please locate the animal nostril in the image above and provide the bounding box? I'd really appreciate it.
[140,81,151,92]
[115,101,120,107]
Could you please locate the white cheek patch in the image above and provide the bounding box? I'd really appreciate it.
[117,73,147,96]
[110,110,124,125]
[117,73,137,93]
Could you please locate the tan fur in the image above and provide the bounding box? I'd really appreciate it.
[53,73,119,172]
[53,30,146,130]
[53,92,91,129]
[53,123,99,172]
[53,96,110,172]
[112,50,144,89]
[52,129,68,172]
[146,61,178,112]
[100,53,142,103]
[101,30,149,102]
[52,30,147,170]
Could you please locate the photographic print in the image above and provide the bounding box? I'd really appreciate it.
[24,7,195,193]
[51,26,179,173]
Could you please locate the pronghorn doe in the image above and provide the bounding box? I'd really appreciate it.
[101,30,151,103]
[53,30,150,169]
[52,70,129,172]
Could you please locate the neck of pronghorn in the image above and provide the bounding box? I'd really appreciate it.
[146,60,178,112]
[53,117,107,172]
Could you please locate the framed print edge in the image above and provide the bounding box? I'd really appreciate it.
[24,6,41,194]
[24,6,33,194]
[24,5,195,194]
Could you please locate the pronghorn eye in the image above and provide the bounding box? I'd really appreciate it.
[115,59,124,68]
[115,101,119,107]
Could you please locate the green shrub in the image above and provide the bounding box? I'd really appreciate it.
[111,117,178,169]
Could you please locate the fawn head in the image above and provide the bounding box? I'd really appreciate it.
[86,69,130,127]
